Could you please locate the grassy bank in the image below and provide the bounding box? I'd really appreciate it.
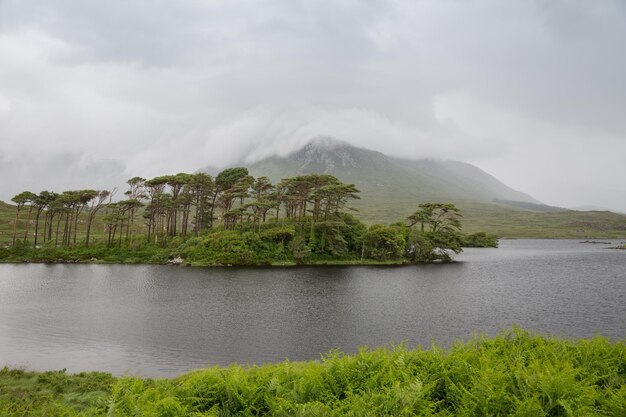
[2,328,625,416]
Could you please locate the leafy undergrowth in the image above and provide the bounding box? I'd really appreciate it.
[2,328,625,416]
[0,368,114,416]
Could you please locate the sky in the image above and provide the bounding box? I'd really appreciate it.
[1,0,625,212]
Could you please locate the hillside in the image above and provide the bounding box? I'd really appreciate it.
[247,138,538,205]
[242,138,626,237]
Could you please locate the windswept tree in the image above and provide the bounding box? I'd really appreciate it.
[32,191,57,248]
[124,177,146,241]
[406,203,463,261]
[166,173,193,236]
[10,191,36,247]
[248,177,275,225]
[188,172,214,236]
[276,174,359,222]
[116,198,144,245]
[231,175,254,228]
[213,167,250,229]
[57,191,82,247]
[70,190,101,246]
[85,190,111,246]
[104,203,123,247]
[144,177,168,243]
[272,174,361,256]
[47,195,66,246]
[407,203,462,234]
[126,177,146,200]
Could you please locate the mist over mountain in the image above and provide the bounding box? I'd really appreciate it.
[206,137,539,224]
[252,137,535,198]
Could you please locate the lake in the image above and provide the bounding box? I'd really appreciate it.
[0,239,624,377]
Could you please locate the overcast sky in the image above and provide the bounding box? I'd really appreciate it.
[1,0,625,211]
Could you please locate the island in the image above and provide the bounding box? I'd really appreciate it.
[1,169,498,267]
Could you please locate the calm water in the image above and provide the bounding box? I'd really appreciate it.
[0,239,624,377]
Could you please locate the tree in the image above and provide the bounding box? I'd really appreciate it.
[57,191,82,246]
[71,190,101,246]
[31,191,57,248]
[10,191,36,247]
[144,177,168,242]
[210,167,252,229]
[406,203,463,262]
[362,224,405,261]
[188,172,214,236]
[166,173,193,236]
[125,177,146,242]
[85,190,110,246]
[250,176,275,225]
[407,203,462,234]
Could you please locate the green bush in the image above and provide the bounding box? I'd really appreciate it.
[362,224,405,261]
[104,329,626,416]
[462,232,499,248]
[181,230,273,265]
[2,329,625,416]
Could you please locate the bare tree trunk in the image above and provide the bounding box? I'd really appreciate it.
[11,205,22,247]
[209,192,218,229]
[23,206,33,244]
[55,216,62,247]
[47,212,54,242]
[33,208,43,248]
[119,218,124,246]
[73,206,83,246]
[85,214,94,247]
[62,212,70,246]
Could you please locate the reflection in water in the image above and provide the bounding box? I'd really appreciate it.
[0,239,624,376]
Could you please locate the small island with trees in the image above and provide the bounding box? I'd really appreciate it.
[1,168,497,266]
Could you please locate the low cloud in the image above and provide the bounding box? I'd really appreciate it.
[0,0,625,211]
[0,151,128,200]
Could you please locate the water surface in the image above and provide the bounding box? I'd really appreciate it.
[1,239,624,377]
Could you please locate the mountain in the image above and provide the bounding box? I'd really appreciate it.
[198,138,626,237]
[243,138,537,223]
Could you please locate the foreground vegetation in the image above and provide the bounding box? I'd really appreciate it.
[1,328,625,416]
[1,169,497,266]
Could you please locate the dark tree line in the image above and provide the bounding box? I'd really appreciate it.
[8,168,361,249]
[7,168,477,263]
[10,189,110,248]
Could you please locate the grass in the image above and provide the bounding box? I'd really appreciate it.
[457,201,626,238]
[0,201,18,246]
[0,368,114,416]
[1,328,625,416]
[353,198,626,239]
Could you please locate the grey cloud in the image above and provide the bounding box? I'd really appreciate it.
[0,0,625,211]
[0,151,128,199]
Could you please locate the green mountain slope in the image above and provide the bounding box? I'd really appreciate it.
[249,138,538,204]
[245,138,626,237]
